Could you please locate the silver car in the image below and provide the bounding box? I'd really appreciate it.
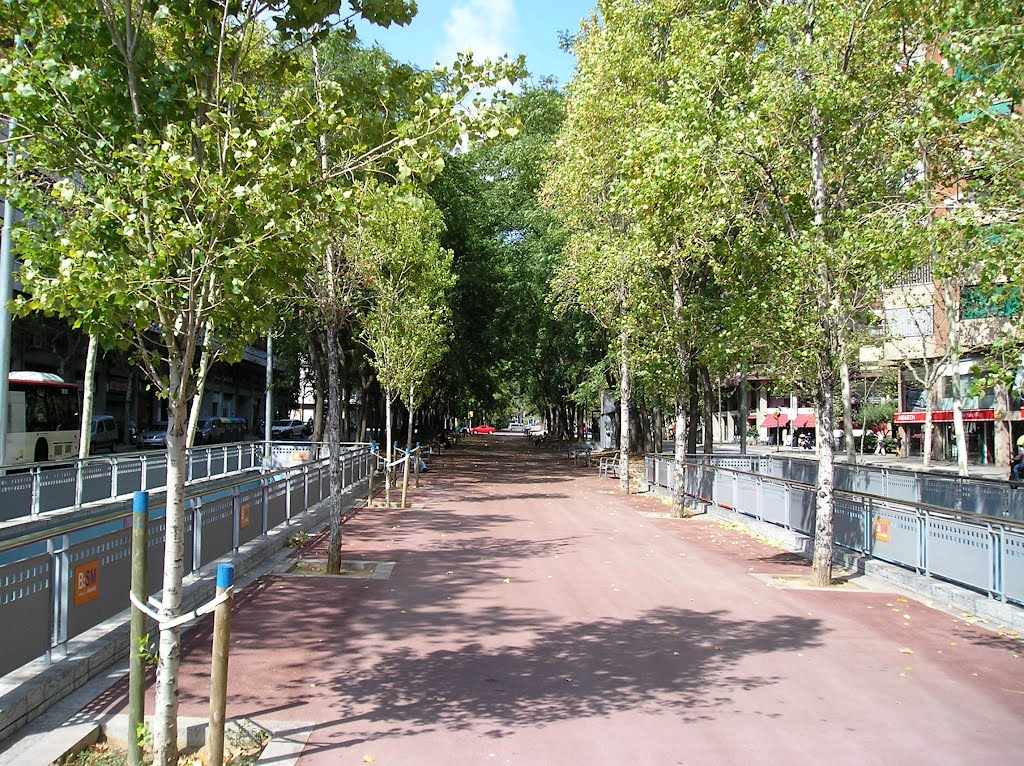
[136,422,169,449]
[271,419,305,440]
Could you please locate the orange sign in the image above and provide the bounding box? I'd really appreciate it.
[873,518,891,543]
[74,561,99,606]
[240,502,251,529]
[292,451,309,463]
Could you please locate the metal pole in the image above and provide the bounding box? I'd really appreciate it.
[0,118,18,471]
[206,563,235,766]
[367,440,375,507]
[415,441,420,488]
[128,491,149,766]
[263,333,272,469]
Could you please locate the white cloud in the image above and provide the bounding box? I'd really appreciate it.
[437,0,517,66]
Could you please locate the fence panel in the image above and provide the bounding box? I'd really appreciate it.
[189,451,209,481]
[39,466,77,512]
[80,462,114,505]
[0,554,51,676]
[267,481,287,529]
[0,472,33,521]
[789,486,816,535]
[869,504,922,570]
[144,455,168,492]
[759,481,789,526]
[735,474,760,517]
[920,475,956,510]
[960,480,1009,519]
[926,518,994,594]
[65,526,133,639]
[114,458,143,496]
[198,497,234,567]
[1002,530,1024,604]
[237,488,264,546]
[834,497,868,553]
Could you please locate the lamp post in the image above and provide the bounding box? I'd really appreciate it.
[773,408,781,453]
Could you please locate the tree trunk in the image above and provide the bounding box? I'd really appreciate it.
[306,322,326,444]
[686,365,699,454]
[841,355,856,465]
[700,364,713,454]
[186,321,215,449]
[78,335,99,459]
[123,366,135,445]
[385,394,393,508]
[324,318,346,575]
[943,281,969,476]
[923,389,934,468]
[811,356,836,587]
[806,2,837,586]
[653,401,663,455]
[672,391,691,517]
[738,365,748,455]
[401,383,413,507]
[618,326,630,493]
[152,367,188,766]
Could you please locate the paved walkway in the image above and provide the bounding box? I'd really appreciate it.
[88,437,1022,764]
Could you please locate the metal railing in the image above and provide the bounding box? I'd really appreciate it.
[0,444,372,678]
[0,440,368,523]
[652,452,1024,522]
[0,441,268,522]
[643,454,1024,607]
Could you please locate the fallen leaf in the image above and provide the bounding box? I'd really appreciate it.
[899,648,914,655]
[502,578,510,584]
[896,597,909,603]
[903,614,911,620]
[364,756,376,763]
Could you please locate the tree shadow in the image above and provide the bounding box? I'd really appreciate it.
[220,604,826,759]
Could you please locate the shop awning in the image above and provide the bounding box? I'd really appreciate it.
[793,414,816,429]
[763,414,790,428]
[747,413,756,420]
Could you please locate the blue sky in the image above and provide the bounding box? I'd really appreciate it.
[353,1,597,86]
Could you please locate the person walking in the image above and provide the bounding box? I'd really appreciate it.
[1012,435,1024,482]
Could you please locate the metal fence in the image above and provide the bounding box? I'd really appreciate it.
[660,452,1024,522]
[0,441,360,523]
[0,444,371,678]
[644,454,1024,607]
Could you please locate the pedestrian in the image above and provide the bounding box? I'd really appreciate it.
[1012,435,1024,482]
[895,433,903,459]
[875,427,886,455]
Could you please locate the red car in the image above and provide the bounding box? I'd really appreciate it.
[469,424,497,434]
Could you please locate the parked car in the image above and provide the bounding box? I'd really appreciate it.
[271,419,306,440]
[469,424,497,434]
[195,417,226,445]
[89,415,119,454]
[136,422,169,449]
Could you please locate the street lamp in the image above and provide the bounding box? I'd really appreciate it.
[773,408,781,453]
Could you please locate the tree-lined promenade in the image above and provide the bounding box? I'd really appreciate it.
[59,436,1024,765]
[1,1,1022,763]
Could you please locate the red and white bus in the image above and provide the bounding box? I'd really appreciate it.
[6,371,80,464]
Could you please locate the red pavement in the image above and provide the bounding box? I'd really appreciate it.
[95,437,1023,764]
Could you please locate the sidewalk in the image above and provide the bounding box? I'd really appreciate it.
[8,437,1024,764]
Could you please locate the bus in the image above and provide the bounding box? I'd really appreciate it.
[6,372,81,465]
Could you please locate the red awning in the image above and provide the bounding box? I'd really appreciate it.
[763,414,790,428]
[747,413,756,420]
[793,414,816,429]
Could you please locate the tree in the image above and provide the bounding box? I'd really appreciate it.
[296,31,521,570]
[356,190,454,507]
[1,2,422,762]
